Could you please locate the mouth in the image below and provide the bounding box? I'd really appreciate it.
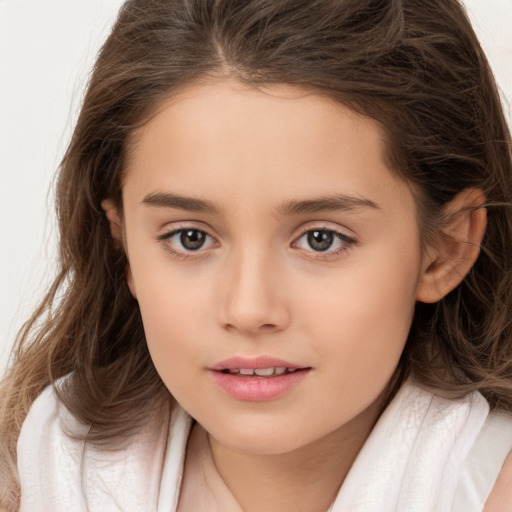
[220,367,306,377]
[209,357,311,401]
[210,356,309,375]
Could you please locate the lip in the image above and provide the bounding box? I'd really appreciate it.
[209,356,310,401]
[210,356,304,371]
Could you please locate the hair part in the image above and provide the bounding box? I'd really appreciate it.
[1,0,511,508]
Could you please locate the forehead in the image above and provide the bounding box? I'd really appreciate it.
[128,80,384,153]
[123,79,413,216]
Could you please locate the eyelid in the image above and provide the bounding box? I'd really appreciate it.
[157,222,219,259]
[155,221,356,261]
[157,219,213,235]
[292,221,356,241]
[291,222,357,259]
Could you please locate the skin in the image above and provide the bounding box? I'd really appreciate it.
[484,451,512,511]
[106,79,493,511]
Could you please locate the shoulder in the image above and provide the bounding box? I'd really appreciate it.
[17,382,90,501]
[483,448,512,512]
[450,402,512,512]
[18,380,89,456]
[17,383,189,511]
[17,382,91,511]
[18,380,90,450]
[471,410,512,512]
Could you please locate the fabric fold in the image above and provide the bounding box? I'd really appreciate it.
[18,378,507,512]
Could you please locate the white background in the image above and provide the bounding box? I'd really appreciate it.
[1,0,511,373]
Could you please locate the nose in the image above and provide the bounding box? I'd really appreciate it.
[218,247,290,335]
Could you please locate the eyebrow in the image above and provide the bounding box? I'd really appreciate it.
[142,192,221,214]
[142,191,380,216]
[277,195,380,216]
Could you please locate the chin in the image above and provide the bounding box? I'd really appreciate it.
[216,431,308,456]
[204,413,330,456]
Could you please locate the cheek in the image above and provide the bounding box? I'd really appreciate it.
[137,295,200,399]
[128,255,218,389]
[302,248,420,376]
[135,278,203,341]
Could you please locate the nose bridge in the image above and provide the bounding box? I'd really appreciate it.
[218,242,288,334]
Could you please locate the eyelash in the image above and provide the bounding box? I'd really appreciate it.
[157,226,356,261]
[292,227,356,260]
[157,228,217,260]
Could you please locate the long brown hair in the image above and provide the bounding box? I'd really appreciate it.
[1,0,511,508]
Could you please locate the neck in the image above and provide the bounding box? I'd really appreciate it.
[207,397,385,512]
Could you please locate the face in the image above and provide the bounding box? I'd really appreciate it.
[119,79,426,456]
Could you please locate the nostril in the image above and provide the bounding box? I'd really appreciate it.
[222,320,279,334]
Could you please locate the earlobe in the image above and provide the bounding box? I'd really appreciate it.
[101,199,138,300]
[416,188,487,304]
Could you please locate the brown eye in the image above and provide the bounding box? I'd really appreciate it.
[307,230,334,252]
[159,228,216,256]
[293,227,355,258]
[180,229,206,250]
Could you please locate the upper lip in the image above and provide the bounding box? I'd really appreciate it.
[210,356,306,371]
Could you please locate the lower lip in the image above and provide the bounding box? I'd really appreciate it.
[209,369,310,401]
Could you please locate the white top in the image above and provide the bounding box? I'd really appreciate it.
[17,379,512,512]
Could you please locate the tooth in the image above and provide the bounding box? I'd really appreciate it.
[254,368,274,376]
[228,369,240,374]
[239,368,255,375]
[288,368,297,373]
[274,367,286,375]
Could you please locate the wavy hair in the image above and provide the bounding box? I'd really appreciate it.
[1,0,511,508]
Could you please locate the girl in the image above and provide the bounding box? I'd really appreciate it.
[1,0,511,510]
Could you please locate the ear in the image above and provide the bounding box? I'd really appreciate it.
[101,199,137,299]
[101,199,123,242]
[416,188,487,304]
